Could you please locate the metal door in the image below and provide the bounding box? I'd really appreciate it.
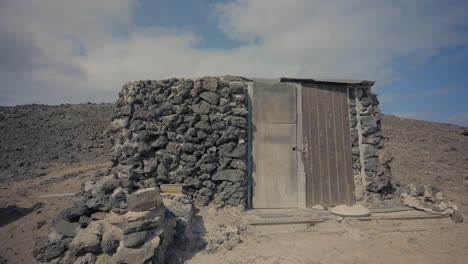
[302,83,354,206]
[251,81,298,208]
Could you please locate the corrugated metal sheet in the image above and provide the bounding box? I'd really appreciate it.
[249,77,374,85]
[281,77,375,85]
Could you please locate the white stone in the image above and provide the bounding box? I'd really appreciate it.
[312,204,325,210]
[330,204,370,217]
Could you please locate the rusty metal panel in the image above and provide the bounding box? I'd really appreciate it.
[302,83,354,206]
[252,81,297,208]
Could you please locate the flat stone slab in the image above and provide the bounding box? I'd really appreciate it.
[112,236,161,264]
[54,218,79,237]
[127,187,163,212]
[330,204,370,217]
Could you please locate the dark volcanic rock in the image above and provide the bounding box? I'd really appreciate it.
[33,236,69,261]
[0,104,113,182]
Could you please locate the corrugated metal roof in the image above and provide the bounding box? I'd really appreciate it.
[279,77,375,85]
[248,77,375,86]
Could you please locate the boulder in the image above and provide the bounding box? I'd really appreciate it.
[55,218,80,237]
[85,192,112,212]
[363,145,378,159]
[212,169,245,182]
[200,92,220,105]
[230,159,246,171]
[203,78,219,92]
[228,116,247,128]
[101,225,122,254]
[59,206,89,222]
[198,187,213,197]
[228,82,244,94]
[451,211,464,223]
[152,136,168,149]
[143,158,158,173]
[192,101,211,115]
[112,236,161,264]
[194,120,212,133]
[73,253,97,264]
[123,231,149,248]
[122,212,164,235]
[79,216,91,228]
[127,188,163,212]
[68,222,102,255]
[361,116,378,131]
[33,236,69,261]
[218,143,246,158]
[200,163,216,173]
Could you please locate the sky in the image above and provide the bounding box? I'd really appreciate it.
[0,0,467,126]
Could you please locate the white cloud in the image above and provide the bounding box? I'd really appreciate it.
[1,0,467,105]
[449,112,468,126]
[422,86,463,97]
[379,86,464,104]
[391,112,432,121]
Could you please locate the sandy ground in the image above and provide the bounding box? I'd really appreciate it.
[189,223,468,264]
[0,113,467,263]
[0,162,109,263]
[382,115,468,214]
[0,161,467,263]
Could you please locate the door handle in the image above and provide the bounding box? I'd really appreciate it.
[292,146,306,152]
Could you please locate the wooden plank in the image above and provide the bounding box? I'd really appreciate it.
[296,83,307,208]
[326,84,340,205]
[303,83,322,207]
[338,87,355,204]
[355,214,448,221]
[333,85,347,205]
[247,217,326,225]
[317,85,331,205]
[251,81,297,208]
[302,86,312,206]
[160,184,187,194]
[310,85,321,206]
[253,123,298,208]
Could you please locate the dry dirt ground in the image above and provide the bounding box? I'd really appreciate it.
[382,115,468,215]
[0,105,467,263]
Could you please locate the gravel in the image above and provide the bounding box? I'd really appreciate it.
[0,103,113,182]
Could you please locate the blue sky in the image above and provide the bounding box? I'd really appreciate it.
[1,0,467,125]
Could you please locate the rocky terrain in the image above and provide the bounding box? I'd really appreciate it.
[0,104,467,263]
[0,104,113,182]
[382,115,468,214]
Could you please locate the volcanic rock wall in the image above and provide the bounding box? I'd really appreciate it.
[348,85,392,202]
[109,76,249,207]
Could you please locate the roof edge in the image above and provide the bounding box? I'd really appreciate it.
[279,77,375,86]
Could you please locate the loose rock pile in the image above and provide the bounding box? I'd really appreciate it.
[109,76,248,207]
[204,224,243,253]
[0,104,113,182]
[34,76,250,263]
[349,88,393,201]
[400,184,464,223]
[34,186,182,263]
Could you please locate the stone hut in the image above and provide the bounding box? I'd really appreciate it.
[110,76,392,209]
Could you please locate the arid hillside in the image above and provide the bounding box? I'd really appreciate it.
[0,104,113,182]
[1,105,466,210]
[382,115,468,214]
[0,104,467,264]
